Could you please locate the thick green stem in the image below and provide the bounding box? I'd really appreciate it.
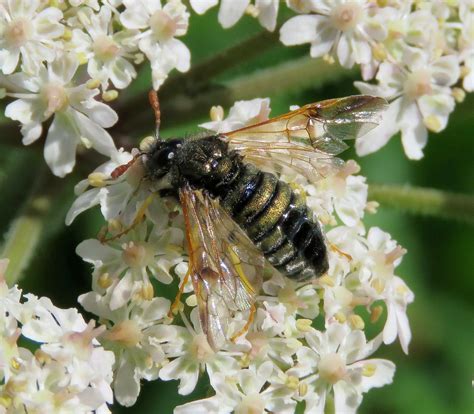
[117,57,351,139]
[1,166,53,284]
[368,184,474,224]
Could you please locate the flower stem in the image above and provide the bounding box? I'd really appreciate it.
[116,57,351,140]
[368,184,474,224]
[1,166,53,285]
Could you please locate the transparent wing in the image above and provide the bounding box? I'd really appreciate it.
[222,95,387,182]
[179,184,264,350]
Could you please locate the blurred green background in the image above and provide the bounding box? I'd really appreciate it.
[1,9,473,414]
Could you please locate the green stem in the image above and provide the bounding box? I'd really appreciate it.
[368,184,474,224]
[1,166,53,285]
[117,57,351,138]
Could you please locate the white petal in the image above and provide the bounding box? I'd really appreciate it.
[70,109,117,157]
[110,273,134,310]
[383,302,398,345]
[120,1,151,29]
[75,95,118,128]
[175,397,223,414]
[218,0,250,28]
[350,37,371,65]
[65,187,104,225]
[333,381,362,414]
[4,98,33,125]
[166,38,191,72]
[280,15,321,46]
[114,359,140,407]
[0,48,20,74]
[396,305,412,354]
[400,101,427,160]
[432,55,460,87]
[34,7,64,38]
[20,122,43,145]
[417,93,455,133]
[351,359,396,392]
[43,111,79,177]
[256,0,279,31]
[337,34,355,68]
[76,239,119,266]
[189,0,218,14]
[50,53,79,84]
[310,22,337,58]
[109,58,136,89]
[355,97,402,156]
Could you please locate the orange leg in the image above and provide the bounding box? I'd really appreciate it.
[100,194,155,243]
[329,243,352,261]
[230,304,256,342]
[168,267,192,318]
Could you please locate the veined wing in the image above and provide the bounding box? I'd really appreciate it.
[179,183,264,350]
[222,95,387,182]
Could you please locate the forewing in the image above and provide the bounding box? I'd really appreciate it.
[223,95,387,181]
[179,184,264,350]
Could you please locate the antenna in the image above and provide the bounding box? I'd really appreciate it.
[148,89,161,139]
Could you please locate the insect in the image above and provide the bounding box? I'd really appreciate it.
[111,91,387,349]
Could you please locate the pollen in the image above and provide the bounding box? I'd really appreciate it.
[86,78,101,89]
[140,281,154,300]
[423,115,442,132]
[362,363,377,377]
[286,375,300,390]
[452,87,466,103]
[98,272,113,289]
[140,136,156,151]
[210,105,224,122]
[296,318,313,332]
[102,90,119,102]
[88,172,108,187]
[349,314,365,330]
[370,305,384,323]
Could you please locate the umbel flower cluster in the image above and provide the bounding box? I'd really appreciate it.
[63,98,415,413]
[0,0,472,177]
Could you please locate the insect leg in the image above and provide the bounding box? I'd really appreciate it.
[168,266,192,318]
[230,303,256,342]
[329,243,352,261]
[100,193,155,243]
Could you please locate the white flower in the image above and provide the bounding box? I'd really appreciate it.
[71,6,137,90]
[2,53,119,176]
[0,263,115,414]
[200,98,271,133]
[79,292,171,407]
[157,310,240,396]
[296,324,395,414]
[190,0,279,31]
[120,0,190,89]
[355,47,460,159]
[76,218,185,310]
[175,361,296,414]
[280,0,389,68]
[0,0,64,74]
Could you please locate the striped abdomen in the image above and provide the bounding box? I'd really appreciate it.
[219,163,328,281]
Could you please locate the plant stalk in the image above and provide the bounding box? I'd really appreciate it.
[368,184,474,224]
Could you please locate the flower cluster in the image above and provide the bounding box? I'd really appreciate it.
[67,98,414,413]
[0,0,190,177]
[0,259,115,413]
[279,0,472,159]
[190,0,472,160]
